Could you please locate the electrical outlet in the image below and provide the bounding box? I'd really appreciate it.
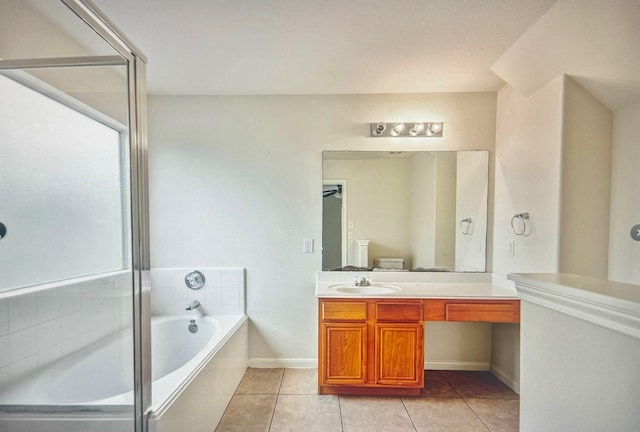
[508,240,515,257]
[303,238,314,253]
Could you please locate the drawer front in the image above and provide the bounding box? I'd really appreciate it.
[321,301,368,321]
[376,302,423,322]
[445,303,519,323]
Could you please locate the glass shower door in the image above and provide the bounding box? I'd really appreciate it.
[0,1,149,431]
[0,62,138,431]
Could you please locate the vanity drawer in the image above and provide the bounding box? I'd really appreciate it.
[445,303,519,323]
[424,299,520,323]
[376,301,423,322]
[321,301,368,321]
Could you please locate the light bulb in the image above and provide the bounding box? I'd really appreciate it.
[390,122,405,136]
[373,122,386,135]
[429,122,442,133]
[409,122,425,136]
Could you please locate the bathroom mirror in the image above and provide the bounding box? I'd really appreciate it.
[322,150,488,272]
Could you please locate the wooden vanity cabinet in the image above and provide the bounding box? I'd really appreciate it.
[319,299,423,396]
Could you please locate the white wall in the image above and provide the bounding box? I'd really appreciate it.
[323,158,412,267]
[520,301,640,432]
[559,77,612,278]
[608,102,640,285]
[434,153,457,269]
[491,75,564,393]
[455,151,489,272]
[148,92,497,365]
[493,77,564,276]
[410,153,437,268]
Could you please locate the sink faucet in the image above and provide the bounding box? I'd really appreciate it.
[185,300,201,310]
[353,277,370,287]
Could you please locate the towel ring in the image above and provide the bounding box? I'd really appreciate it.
[511,213,530,236]
[459,218,472,236]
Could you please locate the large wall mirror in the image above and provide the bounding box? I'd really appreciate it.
[322,150,488,272]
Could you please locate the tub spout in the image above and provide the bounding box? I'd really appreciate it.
[186,300,201,310]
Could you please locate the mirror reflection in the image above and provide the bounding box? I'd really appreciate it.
[322,151,488,272]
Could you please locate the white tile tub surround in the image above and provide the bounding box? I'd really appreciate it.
[0,271,133,387]
[151,268,245,316]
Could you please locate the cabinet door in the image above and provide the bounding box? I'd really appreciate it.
[375,323,423,386]
[320,323,367,385]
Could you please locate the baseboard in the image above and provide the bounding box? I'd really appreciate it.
[248,358,318,368]
[425,361,490,371]
[490,364,520,394]
[247,358,497,374]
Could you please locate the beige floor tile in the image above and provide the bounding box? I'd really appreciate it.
[403,397,490,432]
[235,368,284,395]
[440,371,519,400]
[421,371,460,397]
[465,398,519,432]
[279,368,318,395]
[215,394,277,432]
[269,394,342,432]
[340,396,416,432]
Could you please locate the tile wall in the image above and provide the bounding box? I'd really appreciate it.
[150,267,245,316]
[0,271,133,387]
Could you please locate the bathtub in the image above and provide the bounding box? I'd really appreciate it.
[0,314,248,432]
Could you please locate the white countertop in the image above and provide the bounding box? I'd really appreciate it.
[508,273,640,340]
[508,273,640,305]
[315,271,518,299]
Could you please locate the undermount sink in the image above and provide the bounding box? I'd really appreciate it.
[330,284,401,295]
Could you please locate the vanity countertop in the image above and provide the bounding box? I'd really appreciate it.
[315,271,518,299]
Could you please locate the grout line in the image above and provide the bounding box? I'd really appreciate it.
[276,368,285,394]
[400,398,419,432]
[267,368,286,432]
[337,395,345,432]
[268,394,279,432]
[461,398,492,432]
[438,370,493,431]
[438,370,465,399]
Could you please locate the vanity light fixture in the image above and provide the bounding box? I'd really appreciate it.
[370,122,443,137]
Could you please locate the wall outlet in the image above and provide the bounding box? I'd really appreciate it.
[303,238,314,253]
[508,240,515,257]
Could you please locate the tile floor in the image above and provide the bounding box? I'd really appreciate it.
[215,368,519,432]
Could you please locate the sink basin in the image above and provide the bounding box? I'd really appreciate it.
[330,284,401,295]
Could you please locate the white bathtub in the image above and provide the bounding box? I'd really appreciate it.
[0,314,248,432]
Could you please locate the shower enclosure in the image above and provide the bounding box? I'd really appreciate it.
[0,1,150,431]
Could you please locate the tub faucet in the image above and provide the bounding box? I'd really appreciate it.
[185,300,201,310]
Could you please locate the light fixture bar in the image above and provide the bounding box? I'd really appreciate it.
[370,122,444,137]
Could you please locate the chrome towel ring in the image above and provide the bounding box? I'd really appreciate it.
[511,213,530,236]
[459,218,473,236]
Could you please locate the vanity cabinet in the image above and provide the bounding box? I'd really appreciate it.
[319,299,424,395]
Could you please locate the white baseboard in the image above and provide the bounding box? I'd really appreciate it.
[248,358,318,368]
[248,359,491,370]
[490,364,520,394]
[425,361,490,371]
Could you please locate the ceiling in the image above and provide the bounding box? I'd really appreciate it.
[90,0,557,95]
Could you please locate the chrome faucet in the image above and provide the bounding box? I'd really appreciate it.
[185,300,201,310]
[353,277,370,287]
